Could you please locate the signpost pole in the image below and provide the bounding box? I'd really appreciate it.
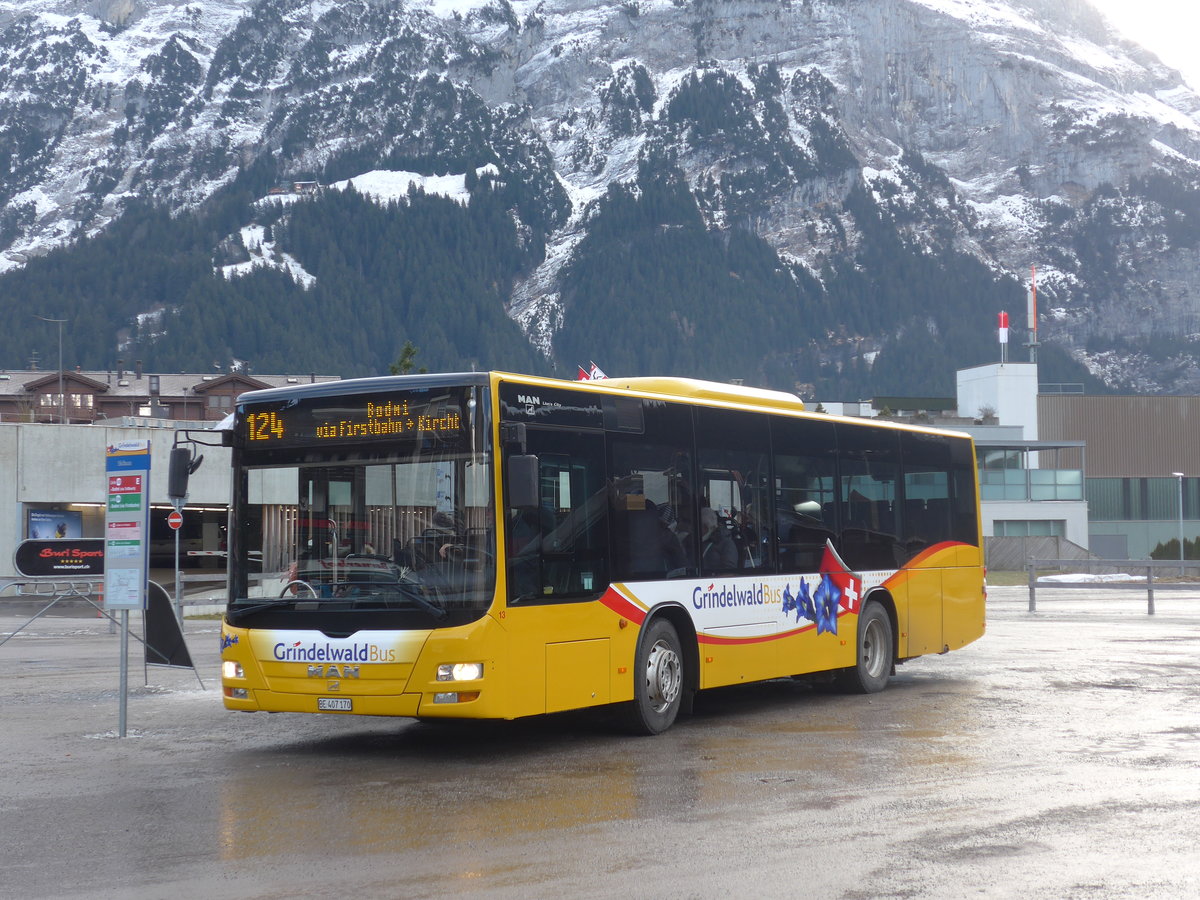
[172,503,183,623]
[118,609,129,737]
[103,440,152,739]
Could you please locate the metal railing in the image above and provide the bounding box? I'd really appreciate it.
[1025,557,1200,614]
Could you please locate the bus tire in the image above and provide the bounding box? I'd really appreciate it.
[836,601,893,694]
[624,618,684,735]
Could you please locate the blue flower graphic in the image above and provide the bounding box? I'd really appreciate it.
[797,579,816,623]
[812,574,841,635]
[782,583,798,620]
[782,580,817,624]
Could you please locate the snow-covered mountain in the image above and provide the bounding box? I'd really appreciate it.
[4,0,1200,391]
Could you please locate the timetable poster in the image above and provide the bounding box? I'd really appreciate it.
[103,440,151,611]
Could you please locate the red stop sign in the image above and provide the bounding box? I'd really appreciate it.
[167,510,183,530]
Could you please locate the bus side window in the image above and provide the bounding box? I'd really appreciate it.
[900,430,953,561]
[695,406,773,575]
[771,416,839,574]
[608,400,696,581]
[836,423,902,571]
[506,428,608,603]
[950,437,980,546]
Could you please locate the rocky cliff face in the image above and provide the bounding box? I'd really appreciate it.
[3,0,1200,390]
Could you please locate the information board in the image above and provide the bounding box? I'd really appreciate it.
[103,440,151,611]
[241,393,465,448]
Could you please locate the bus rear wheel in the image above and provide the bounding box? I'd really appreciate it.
[624,618,684,735]
[836,601,893,694]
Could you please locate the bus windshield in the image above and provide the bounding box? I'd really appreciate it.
[226,383,494,630]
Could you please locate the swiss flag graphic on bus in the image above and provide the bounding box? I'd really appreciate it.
[820,541,862,615]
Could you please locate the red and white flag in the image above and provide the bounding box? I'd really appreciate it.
[577,362,608,381]
[820,540,862,615]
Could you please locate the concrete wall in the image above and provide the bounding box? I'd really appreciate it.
[1,425,19,579]
[1089,520,1200,560]
[981,499,1090,549]
[957,363,1039,440]
[1,422,231,579]
[984,535,1095,572]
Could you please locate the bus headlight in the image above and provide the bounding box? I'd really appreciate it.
[437,662,483,682]
[222,661,244,679]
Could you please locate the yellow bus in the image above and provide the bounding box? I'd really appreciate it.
[219,371,985,734]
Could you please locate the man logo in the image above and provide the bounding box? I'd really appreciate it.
[307,664,359,679]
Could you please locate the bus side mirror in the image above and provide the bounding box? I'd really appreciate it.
[507,455,539,509]
[168,447,203,500]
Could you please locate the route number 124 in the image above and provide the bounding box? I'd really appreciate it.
[247,411,285,441]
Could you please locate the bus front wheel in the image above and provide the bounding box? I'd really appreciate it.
[625,618,684,735]
[836,601,893,694]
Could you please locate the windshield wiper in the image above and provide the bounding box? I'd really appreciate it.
[226,597,300,617]
[390,581,447,619]
[228,584,447,621]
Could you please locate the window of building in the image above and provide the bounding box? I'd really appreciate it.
[207,395,232,409]
[1086,476,1194,521]
[994,519,1065,537]
[979,449,1023,470]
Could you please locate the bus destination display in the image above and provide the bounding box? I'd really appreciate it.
[244,397,463,447]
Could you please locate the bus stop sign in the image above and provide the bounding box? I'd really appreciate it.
[167,510,183,531]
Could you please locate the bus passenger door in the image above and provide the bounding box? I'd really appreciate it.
[504,426,618,714]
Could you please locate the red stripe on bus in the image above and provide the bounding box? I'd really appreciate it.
[698,622,819,645]
[599,587,648,625]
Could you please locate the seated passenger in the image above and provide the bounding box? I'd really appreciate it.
[700,507,737,572]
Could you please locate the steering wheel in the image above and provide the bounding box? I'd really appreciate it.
[280,579,319,598]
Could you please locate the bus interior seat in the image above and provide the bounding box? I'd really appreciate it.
[618,506,669,577]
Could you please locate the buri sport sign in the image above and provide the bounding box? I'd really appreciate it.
[14,539,105,577]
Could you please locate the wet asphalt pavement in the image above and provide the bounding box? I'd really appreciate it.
[2,585,1199,899]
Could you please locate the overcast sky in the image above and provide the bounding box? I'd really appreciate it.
[1088,0,1200,90]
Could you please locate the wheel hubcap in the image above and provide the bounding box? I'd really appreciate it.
[862,616,887,679]
[644,640,681,713]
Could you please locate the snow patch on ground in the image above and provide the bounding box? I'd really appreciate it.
[327,166,499,204]
[1037,573,1143,583]
[219,225,316,288]
[222,166,500,283]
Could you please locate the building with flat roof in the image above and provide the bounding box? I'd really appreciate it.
[0,366,338,425]
[1039,394,1200,559]
[0,368,339,581]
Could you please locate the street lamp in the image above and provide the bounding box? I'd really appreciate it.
[1172,472,1185,570]
[33,314,67,424]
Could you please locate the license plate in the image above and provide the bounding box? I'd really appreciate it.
[318,697,352,711]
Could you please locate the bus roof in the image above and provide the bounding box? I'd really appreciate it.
[493,372,973,441]
[601,376,805,411]
[235,371,970,441]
